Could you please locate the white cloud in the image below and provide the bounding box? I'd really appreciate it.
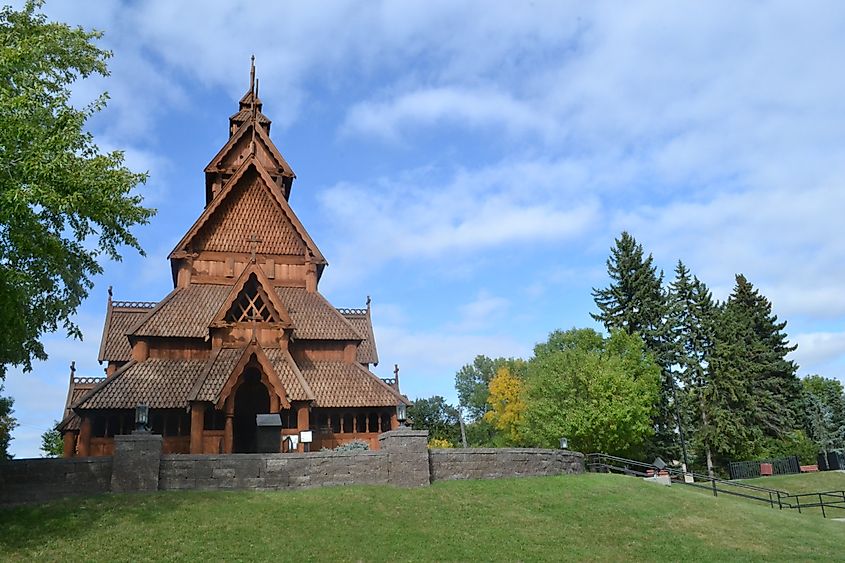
[791,331,845,375]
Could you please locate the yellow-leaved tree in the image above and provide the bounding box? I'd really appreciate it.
[483,366,526,445]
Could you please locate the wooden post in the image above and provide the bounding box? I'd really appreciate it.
[390,412,399,430]
[78,416,92,457]
[62,431,77,458]
[224,413,234,454]
[296,403,309,452]
[190,403,204,454]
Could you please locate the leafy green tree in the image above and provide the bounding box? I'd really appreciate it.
[40,420,63,458]
[0,1,154,378]
[521,328,660,457]
[591,232,676,458]
[408,396,461,445]
[0,385,16,459]
[454,355,525,421]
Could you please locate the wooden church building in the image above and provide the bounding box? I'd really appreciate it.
[58,61,408,457]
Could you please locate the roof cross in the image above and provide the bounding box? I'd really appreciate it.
[247,232,263,262]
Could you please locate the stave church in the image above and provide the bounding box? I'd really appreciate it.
[58,60,409,457]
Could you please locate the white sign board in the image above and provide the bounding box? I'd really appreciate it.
[300,430,313,443]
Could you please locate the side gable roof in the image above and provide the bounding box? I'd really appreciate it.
[204,120,294,177]
[97,302,157,363]
[339,307,379,365]
[169,158,325,263]
[129,285,231,338]
[275,287,364,341]
[296,359,409,408]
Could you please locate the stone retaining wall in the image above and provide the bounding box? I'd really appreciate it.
[0,430,585,505]
[159,451,390,491]
[430,448,584,482]
[0,457,112,505]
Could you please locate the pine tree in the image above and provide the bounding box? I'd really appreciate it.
[592,232,675,459]
[725,275,801,438]
[667,261,717,474]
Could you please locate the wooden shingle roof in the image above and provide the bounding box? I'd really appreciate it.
[98,302,157,362]
[298,359,408,408]
[339,309,379,365]
[73,359,207,410]
[170,158,324,263]
[129,285,230,338]
[275,288,363,341]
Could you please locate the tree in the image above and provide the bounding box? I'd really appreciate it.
[801,375,845,452]
[591,232,676,458]
[521,328,660,457]
[0,1,154,378]
[454,355,525,421]
[408,396,461,445]
[0,385,16,459]
[40,420,63,457]
[483,366,526,445]
[667,261,717,474]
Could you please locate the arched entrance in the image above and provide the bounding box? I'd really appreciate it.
[233,368,270,453]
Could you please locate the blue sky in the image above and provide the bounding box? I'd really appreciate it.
[6,1,845,458]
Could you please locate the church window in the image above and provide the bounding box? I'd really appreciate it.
[225,273,276,323]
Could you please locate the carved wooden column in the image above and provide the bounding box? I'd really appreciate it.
[78,416,92,457]
[223,413,234,454]
[390,412,399,431]
[190,403,204,454]
[296,403,309,452]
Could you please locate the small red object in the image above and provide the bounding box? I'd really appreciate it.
[760,463,773,476]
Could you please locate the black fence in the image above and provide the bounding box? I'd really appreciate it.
[728,456,800,479]
[587,453,845,519]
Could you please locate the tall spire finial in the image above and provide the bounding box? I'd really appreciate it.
[250,54,256,96]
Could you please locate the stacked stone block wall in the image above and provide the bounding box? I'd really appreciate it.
[0,430,585,504]
[0,457,112,505]
[159,451,389,491]
[429,448,584,481]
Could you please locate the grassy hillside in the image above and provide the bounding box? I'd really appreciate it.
[741,470,845,494]
[1,473,842,561]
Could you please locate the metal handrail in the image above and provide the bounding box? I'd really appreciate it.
[587,452,845,518]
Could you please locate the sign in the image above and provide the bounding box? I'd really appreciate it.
[300,430,313,443]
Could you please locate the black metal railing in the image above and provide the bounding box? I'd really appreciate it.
[728,456,800,479]
[586,453,845,518]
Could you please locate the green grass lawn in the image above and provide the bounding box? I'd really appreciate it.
[1,473,842,562]
[741,470,845,494]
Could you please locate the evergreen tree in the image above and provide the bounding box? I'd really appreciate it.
[802,375,845,452]
[725,275,801,438]
[0,385,16,459]
[667,261,717,474]
[592,232,675,459]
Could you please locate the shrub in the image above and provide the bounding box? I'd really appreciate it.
[428,437,454,449]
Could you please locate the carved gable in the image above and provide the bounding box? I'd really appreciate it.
[193,168,306,256]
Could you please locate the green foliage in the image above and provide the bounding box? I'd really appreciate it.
[759,430,819,465]
[521,328,660,457]
[0,385,16,459]
[0,1,154,378]
[591,232,676,459]
[454,355,524,421]
[40,420,63,458]
[323,439,369,452]
[408,395,461,444]
[801,374,845,452]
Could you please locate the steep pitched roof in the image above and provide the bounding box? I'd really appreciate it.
[339,308,379,365]
[58,375,104,431]
[297,359,408,408]
[170,159,324,262]
[275,287,364,341]
[129,285,231,338]
[204,120,293,177]
[73,359,207,410]
[98,301,157,362]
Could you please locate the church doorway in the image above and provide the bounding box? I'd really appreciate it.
[233,368,270,453]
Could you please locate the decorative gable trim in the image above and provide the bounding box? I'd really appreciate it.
[169,158,326,264]
[210,263,293,328]
[204,120,294,178]
[214,342,290,410]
